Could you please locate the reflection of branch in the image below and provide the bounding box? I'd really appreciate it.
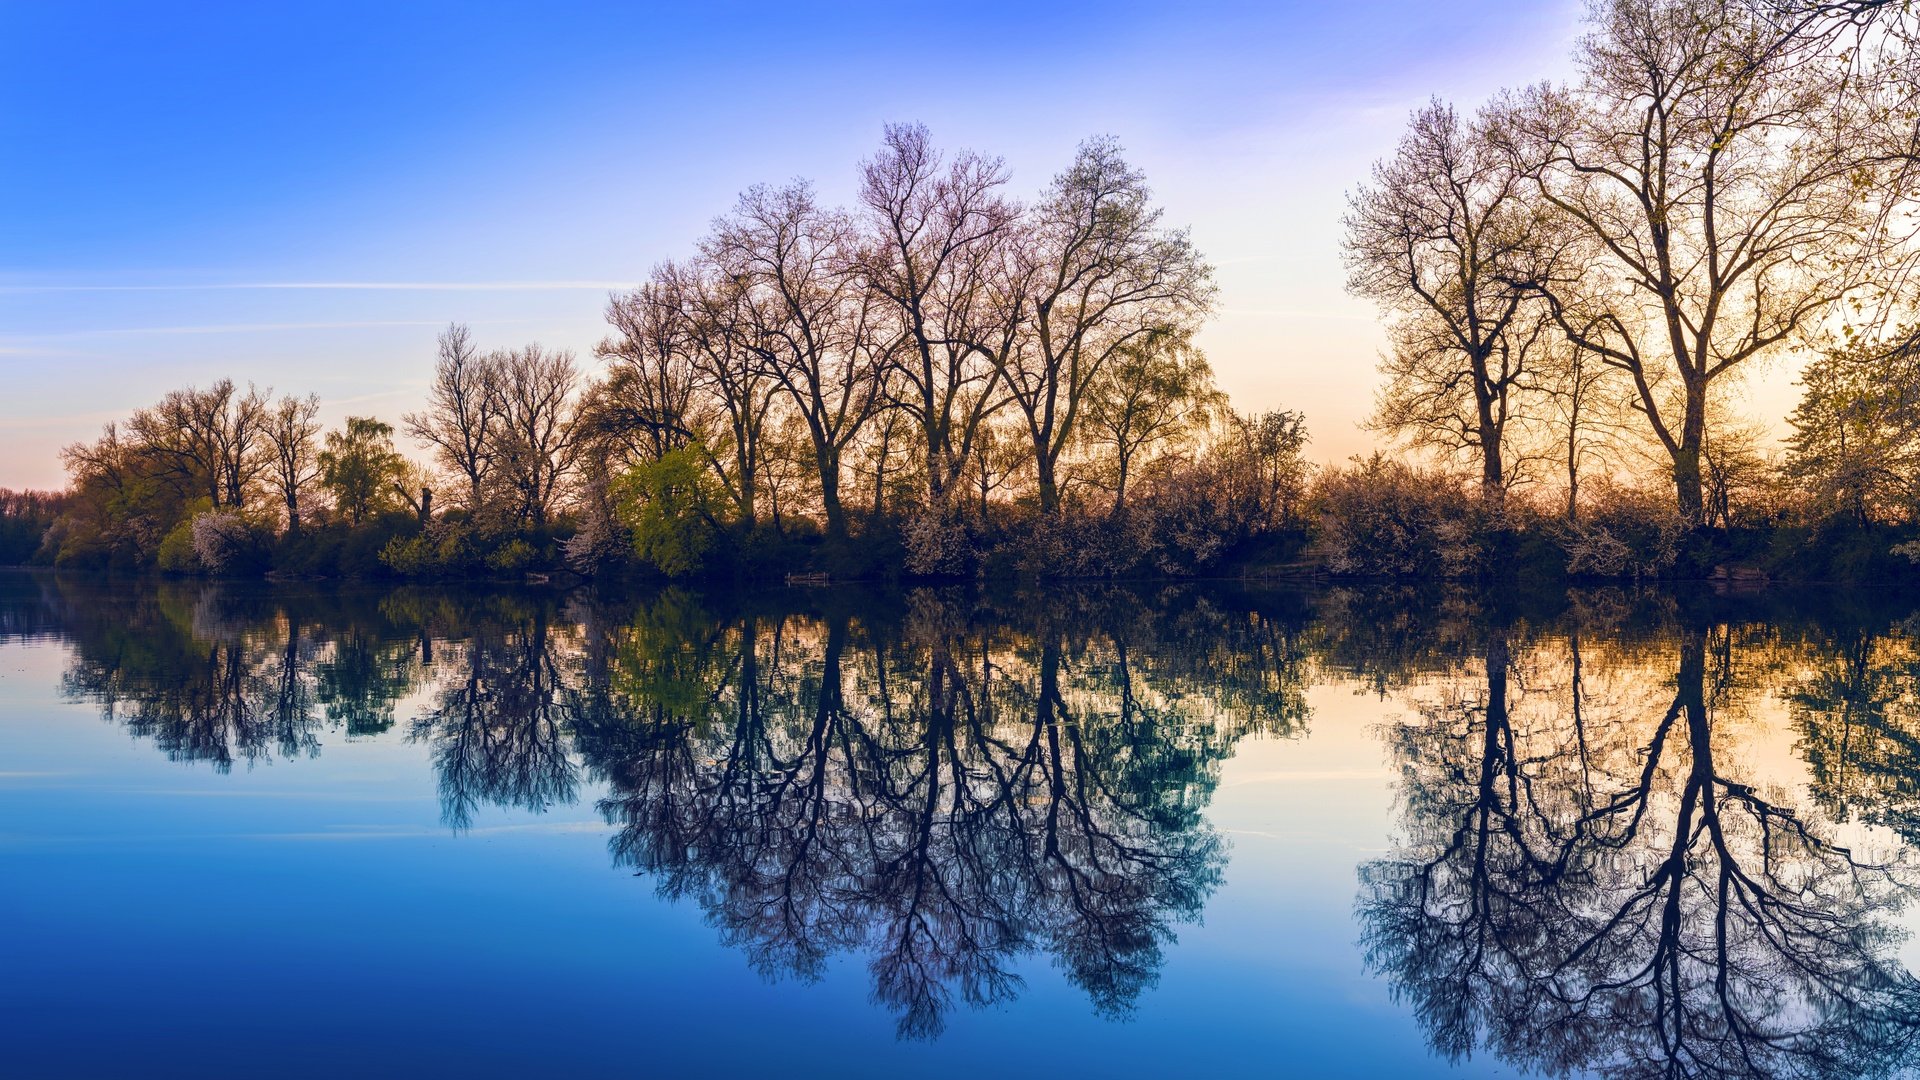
[585,612,1232,1039]
[1363,626,1920,1079]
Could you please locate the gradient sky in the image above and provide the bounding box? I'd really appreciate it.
[0,0,1602,490]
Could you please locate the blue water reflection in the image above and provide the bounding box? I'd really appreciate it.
[4,574,1920,1078]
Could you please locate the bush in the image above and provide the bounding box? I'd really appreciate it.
[902,502,979,577]
[563,510,631,576]
[190,510,269,575]
[157,518,201,574]
[486,537,537,573]
[1309,455,1480,577]
[1555,480,1686,579]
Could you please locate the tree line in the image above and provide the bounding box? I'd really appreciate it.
[23,124,1311,581]
[1339,0,1920,577]
[9,0,1920,583]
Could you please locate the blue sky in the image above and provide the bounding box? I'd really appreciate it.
[0,0,1583,489]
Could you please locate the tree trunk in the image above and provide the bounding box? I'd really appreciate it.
[1035,449,1060,516]
[1673,389,1707,523]
[1475,376,1505,509]
[818,447,845,539]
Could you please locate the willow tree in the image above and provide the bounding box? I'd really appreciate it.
[1495,0,1920,520]
[319,416,407,526]
[1345,101,1558,505]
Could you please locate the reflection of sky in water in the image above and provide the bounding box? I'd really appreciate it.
[7,582,1920,1079]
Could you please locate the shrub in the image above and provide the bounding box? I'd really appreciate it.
[902,502,978,577]
[1556,480,1686,578]
[486,537,537,573]
[1309,455,1479,577]
[157,518,201,574]
[563,509,631,576]
[189,510,265,574]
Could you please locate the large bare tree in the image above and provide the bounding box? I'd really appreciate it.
[1494,0,1920,520]
[588,280,703,468]
[1013,137,1215,514]
[127,379,270,510]
[709,183,882,538]
[665,258,782,526]
[260,393,323,533]
[858,123,1023,508]
[491,345,581,528]
[405,324,502,512]
[1346,101,1559,504]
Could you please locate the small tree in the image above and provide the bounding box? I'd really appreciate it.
[319,417,407,526]
[1084,331,1220,514]
[614,448,719,577]
[1788,328,1920,525]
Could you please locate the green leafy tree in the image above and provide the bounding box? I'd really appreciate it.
[319,416,407,526]
[614,447,719,577]
[1787,328,1920,526]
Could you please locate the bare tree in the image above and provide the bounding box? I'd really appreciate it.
[1532,341,1630,523]
[589,283,702,467]
[405,324,502,512]
[128,379,270,509]
[709,183,882,538]
[858,123,1024,509]
[491,345,581,529]
[1013,136,1215,514]
[1494,0,1920,520]
[666,258,782,525]
[1346,101,1559,504]
[260,393,323,533]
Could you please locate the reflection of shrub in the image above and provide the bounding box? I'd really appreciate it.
[1310,455,1479,577]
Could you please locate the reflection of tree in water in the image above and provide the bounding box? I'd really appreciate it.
[57,582,328,768]
[50,580,443,769]
[45,576,1305,1037]
[575,588,1304,1038]
[1792,626,1920,848]
[312,621,416,737]
[1361,621,1920,1080]
[408,600,579,830]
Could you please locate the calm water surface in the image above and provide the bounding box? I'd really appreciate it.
[5,573,1920,1078]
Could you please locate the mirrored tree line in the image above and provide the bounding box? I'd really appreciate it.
[20,578,1306,1037]
[25,573,1920,1066]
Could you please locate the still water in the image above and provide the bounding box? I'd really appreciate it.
[5,573,1920,1078]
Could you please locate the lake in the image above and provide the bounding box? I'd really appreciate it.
[4,572,1920,1079]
